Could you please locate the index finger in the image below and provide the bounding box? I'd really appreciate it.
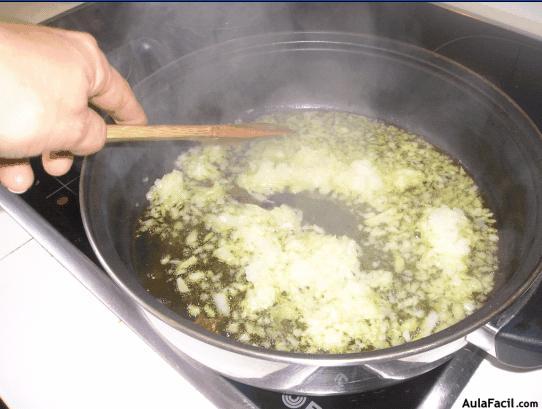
[90,64,147,125]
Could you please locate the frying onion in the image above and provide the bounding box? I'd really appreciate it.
[138,111,498,353]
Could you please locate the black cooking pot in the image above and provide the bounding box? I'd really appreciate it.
[80,32,542,394]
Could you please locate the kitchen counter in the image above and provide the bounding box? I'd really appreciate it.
[0,2,80,24]
[443,2,542,41]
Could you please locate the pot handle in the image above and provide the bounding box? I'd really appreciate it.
[467,273,542,369]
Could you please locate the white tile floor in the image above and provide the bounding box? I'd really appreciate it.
[0,210,31,261]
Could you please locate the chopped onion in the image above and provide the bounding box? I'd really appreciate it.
[139,110,498,354]
[212,292,230,316]
[176,277,190,293]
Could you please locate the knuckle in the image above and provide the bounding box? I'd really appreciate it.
[96,65,113,95]
[95,115,107,142]
[75,32,105,70]
[116,87,129,110]
[0,137,22,158]
[64,31,107,93]
[79,112,106,154]
[76,31,99,51]
[72,119,87,144]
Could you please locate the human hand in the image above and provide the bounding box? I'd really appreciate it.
[0,23,147,193]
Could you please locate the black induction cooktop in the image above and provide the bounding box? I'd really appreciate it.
[19,4,542,409]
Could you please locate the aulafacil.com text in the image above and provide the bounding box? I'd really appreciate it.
[462,398,538,408]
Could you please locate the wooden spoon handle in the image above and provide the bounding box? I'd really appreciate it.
[106,123,291,142]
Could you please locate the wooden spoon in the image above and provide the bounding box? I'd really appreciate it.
[106,123,292,142]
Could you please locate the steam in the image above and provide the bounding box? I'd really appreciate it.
[72,3,447,233]
[54,3,430,126]
[63,4,527,294]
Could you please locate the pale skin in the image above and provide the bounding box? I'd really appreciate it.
[0,23,147,193]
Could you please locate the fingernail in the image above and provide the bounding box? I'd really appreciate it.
[6,186,27,194]
[6,173,32,194]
